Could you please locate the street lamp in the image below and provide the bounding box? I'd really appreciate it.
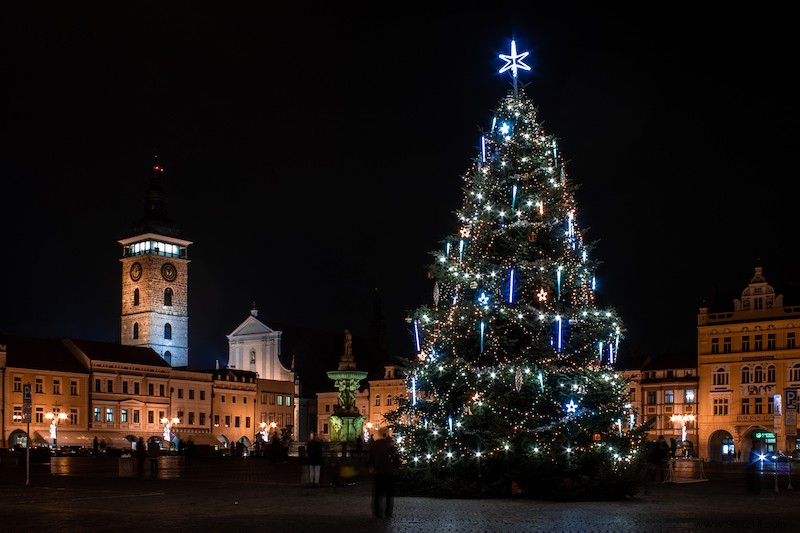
[161,417,179,447]
[670,414,695,445]
[45,411,68,449]
[259,421,277,441]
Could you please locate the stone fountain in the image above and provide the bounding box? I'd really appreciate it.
[326,329,367,442]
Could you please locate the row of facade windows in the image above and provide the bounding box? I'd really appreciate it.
[712,364,800,386]
[12,407,293,430]
[258,394,292,406]
[14,377,292,415]
[132,287,173,307]
[131,322,172,340]
[643,389,696,405]
[14,376,79,395]
[710,332,796,354]
[12,406,78,424]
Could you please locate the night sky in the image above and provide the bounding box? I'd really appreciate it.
[3,3,799,372]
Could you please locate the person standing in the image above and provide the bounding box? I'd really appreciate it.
[147,437,160,473]
[306,432,324,487]
[135,437,147,475]
[657,435,670,481]
[369,429,400,519]
[355,435,363,456]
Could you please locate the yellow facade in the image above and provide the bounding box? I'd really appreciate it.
[697,267,800,460]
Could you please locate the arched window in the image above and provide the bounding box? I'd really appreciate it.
[767,365,776,382]
[132,323,139,340]
[741,366,750,384]
[387,394,392,406]
[133,288,139,306]
[164,288,173,306]
[791,363,800,382]
[374,395,381,407]
[712,367,729,386]
[754,366,764,383]
[163,351,172,365]
[164,323,172,340]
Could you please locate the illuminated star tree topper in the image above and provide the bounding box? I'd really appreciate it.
[498,39,531,95]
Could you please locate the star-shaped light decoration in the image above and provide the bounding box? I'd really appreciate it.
[565,399,578,413]
[498,40,531,79]
[478,291,490,305]
[536,288,548,302]
[460,226,471,238]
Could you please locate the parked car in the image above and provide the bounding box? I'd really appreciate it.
[53,445,92,456]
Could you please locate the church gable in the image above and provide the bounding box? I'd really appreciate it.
[227,315,276,339]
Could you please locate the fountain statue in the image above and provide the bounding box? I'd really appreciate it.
[326,329,367,442]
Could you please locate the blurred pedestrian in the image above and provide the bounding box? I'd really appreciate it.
[306,432,324,487]
[355,435,363,455]
[135,437,147,475]
[746,448,761,493]
[369,428,400,519]
[148,437,160,473]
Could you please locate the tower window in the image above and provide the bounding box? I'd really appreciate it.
[164,323,172,340]
[164,351,171,365]
[133,323,139,340]
[133,288,139,306]
[164,288,173,306]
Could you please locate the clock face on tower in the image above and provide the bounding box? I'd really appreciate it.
[161,263,177,282]
[130,262,142,281]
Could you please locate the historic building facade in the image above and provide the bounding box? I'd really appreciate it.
[1,161,299,451]
[697,267,800,461]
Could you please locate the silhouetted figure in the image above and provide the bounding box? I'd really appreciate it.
[746,448,761,493]
[657,435,669,481]
[306,432,324,487]
[148,438,160,473]
[355,435,363,455]
[369,429,400,519]
[135,437,147,475]
[185,439,195,470]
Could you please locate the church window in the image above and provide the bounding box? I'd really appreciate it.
[164,323,172,340]
[133,288,139,306]
[163,351,171,365]
[133,323,139,339]
[164,288,173,306]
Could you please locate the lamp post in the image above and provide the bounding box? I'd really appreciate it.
[670,414,695,454]
[161,417,179,449]
[45,411,68,449]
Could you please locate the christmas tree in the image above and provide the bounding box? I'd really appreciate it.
[388,41,648,500]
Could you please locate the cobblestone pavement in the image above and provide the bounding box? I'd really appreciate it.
[2,456,800,532]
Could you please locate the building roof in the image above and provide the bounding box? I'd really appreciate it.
[67,338,172,367]
[0,333,88,374]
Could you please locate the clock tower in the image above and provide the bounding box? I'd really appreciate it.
[119,159,191,367]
